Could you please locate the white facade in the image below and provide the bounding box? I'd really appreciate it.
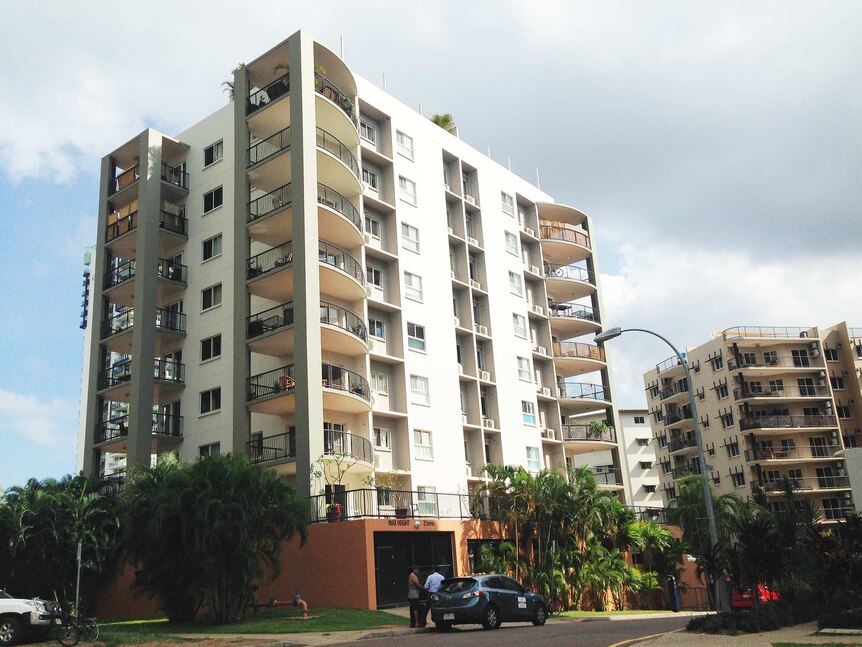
[618,408,663,509]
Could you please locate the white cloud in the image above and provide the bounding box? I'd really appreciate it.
[0,388,78,447]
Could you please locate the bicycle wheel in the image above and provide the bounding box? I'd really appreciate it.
[80,618,99,642]
[54,623,80,647]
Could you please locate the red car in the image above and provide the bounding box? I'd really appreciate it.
[731,584,780,609]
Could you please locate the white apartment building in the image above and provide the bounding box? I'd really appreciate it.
[619,408,663,510]
[78,30,626,610]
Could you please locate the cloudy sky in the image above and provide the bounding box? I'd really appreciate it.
[1,1,860,488]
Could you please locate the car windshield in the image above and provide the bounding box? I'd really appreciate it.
[438,578,477,594]
[0,590,12,599]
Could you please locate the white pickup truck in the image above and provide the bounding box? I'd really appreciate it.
[0,590,56,646]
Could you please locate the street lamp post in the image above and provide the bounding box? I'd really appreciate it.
[594,326,729,613]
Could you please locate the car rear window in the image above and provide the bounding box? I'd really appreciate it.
[439,578,478,594]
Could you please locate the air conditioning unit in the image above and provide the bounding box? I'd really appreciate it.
[476,324,489,336]
[462,413,468,424]
[365,286,374,297]
[465,195,476,205]
[545,428,555,439]
[483,417,496,429]
[531,265,540,275]
[540,387,551,397]
[479,370,490,381]
[525,227,535,237]
[536,346,548,356]
[837,468,847,477]
[810,349,821,358]
[470,279,481,289]
[454,316,460,327]
[450,270,455,279]
[831,431,839,438]
[531,304,544,316]
[467,236,479,246]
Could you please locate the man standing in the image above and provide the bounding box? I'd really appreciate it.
[420,567,445,627]
[407,566,426,628]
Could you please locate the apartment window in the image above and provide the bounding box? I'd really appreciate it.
[368,318,385,339]
[844,435,858,448]
[401,223,420,253]
[399,176,417,205]
[634,416,646,424]
[201,283,222,311]
[396,130,414,160]
[407,323,426,351]
[644,484,657,493]
[204,140,223,167]
[522,401,536,425]
[202,234,223,261]
[825,348,839,362]
[831,376,846,390]
[504,231,519,255]
[640,461,653,470]
[365,215,381,239]
[199,442,220,457]
[658,435,668,448]
[517,356,531,381]
[404,272,423,302]
[711,355,724,371]
[837,405,851,419]
[414,429,433,460]
[508,271,523,297]
[366,265,382,289]
[373,426,391,450]
[501,192,515,217]
[410,375,430,406]
[362,167,378,191]
[726,441,740,458]
[731,472,746,488]
[360,121,377,145]
[763,350,778,365]
[526,447,541,471]
[417,486,438,515]
[661,461,672,474]
[371,371,389,395]
[823,497,844,521]
[200,387,221,415]
[203,186,223,213]
[636,438,650,447]
[512,313,527,338]
[717,384,729,399]
[721,412,734,428]
[200,334,222,361]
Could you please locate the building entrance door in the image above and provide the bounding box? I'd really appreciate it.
[373,531,454,608]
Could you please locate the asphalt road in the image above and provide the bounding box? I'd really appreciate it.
[333,616,688,647]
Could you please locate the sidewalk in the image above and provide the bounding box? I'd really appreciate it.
[635,621,862,646]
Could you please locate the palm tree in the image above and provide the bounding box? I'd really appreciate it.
[430,113,455,131]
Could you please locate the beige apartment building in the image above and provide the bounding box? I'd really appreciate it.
[644,323,862,521]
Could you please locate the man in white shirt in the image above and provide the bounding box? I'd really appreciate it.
[420,567,446,627]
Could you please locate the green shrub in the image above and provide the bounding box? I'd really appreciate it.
[817,607,862,630]
[686,605,789,635]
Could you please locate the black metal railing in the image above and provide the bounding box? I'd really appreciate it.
[248,241,293,279]
[552,342,605,362]
[155,307,186,333]
[101,309,134,339]
[248,183,292,223]
[159,210,188,235]
[659,380,689,400]
[320,301,367,342]
[727,354,822,370]
[592,468,623,486]
[316,127,359,178]
[248,126,290,166]
[324,429,372,463]
[665,409,692,425]
[98,360,131,390]
[539,223,591,249]
[247,364,296,401]
[722,326,812,340]
[322,363,371,402]
[547,302,600,323]
[556,382,608,401]
[306,488,483,523]
[319,240,364,284]
[317,183,361,231]
[744,444,841,462]
[656,355,686,373]
[544,263,594,284]
[153,358,185,384]
[315,72,354,120]
[161,163,189,189]
[110,165,139,194]
[106,212,137,242]
[157,258,188,284]
[671,465,704,479]
[561,424,617,444]
[247,73,290,114]
[753,476,850,492]
[248,302,294,339]
[247,431,296,464]
[630,506,673,525]
[734,384,831,400]
[740,414,838,430]
[668,437,698,453]
[104,259,135,290]
[95,413,182,444]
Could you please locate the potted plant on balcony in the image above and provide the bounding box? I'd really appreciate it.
[326,502,341,522]
[587,420,608,440]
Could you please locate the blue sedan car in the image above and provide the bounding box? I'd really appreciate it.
[429,574,547,631]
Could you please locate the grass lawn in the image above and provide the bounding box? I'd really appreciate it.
[559,609,673,617]
[99,606,409,644]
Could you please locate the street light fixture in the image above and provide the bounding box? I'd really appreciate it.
[595,326,729,612]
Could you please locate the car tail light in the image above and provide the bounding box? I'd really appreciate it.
[462,590,483,599]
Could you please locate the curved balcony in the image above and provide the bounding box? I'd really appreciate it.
[740,414,838,433]
[94,412,182,454]
[247,301,366,358]
[247,430,296,475]
[247,127,291,193]
[247,184,292,247]
[247,241,294,302]
[247,364,297,415]
[246,73,291,136]
[544,263,596,303]
[561,424,617,453]
[324,429,373,465]
[322,363,372,413]
[539,223,591,265]
[537,202,588,229]
[316,127,361,198]
[552,342,606,377]
[548,303,601,338]
[556,382,612,414]
[100,307,185,355]
[319,240,365,302]
[317,183,363,249]
[320,301,368,356]
[314,72,358,148]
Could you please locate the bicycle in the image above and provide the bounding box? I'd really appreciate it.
[48,610,98,646]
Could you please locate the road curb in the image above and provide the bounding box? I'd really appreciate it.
[359,627,430,639]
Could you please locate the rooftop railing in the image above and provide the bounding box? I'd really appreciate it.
[539,223,591,249]
[556,381,608,401]
[248,183,292,223]
[248,126,290,166]
[317,183,361,231]
[560,424,617,444]
[740,414,838,431]
[110,165,139,194]
[247,73,290,114]
[722,326,813,340]
[544,263,594,284]
[656,355,684,374]
[316,127,359,178]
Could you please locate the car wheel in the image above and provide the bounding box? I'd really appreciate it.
[435,620,452,632]
[532,604,547,626]
[481,605,501,630]
[0,617,22,646]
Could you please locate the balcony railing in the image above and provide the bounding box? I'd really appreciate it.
[106,212,137,242]
[248,302,294,339]
[315,72,354,120]
[319,240,364,284]
[544,263,594,284]
[561,424,617,444]
[101,309,134,338]
[753,476,850,492]
[155,307,186,333]
[98,361,131,389]
[98,358,185,389]
[556,382,608,401]
[247,430,296,464]
[744,444,842,462]
[110,165,139,194]
[248,364,296,401]
[157,258,188,284]
[320,301,367,343]
[723,326,813,341]
[248,126,290,166]
[153,358,185,384]
[248,183,292,223]
[668,436,698,453]
[160,163,189,190]
[307,488,481,523]
[95,413,183,444]
[322,363,371,402]
[728,354,822,370]
[740,414,838,431]
[592,468,623,486]
[318,183,361,231]
[324,429,372,463]
[316,127,359,178]
[733,384,831,400]
[547,302,600,323]
[248,241,293,279]
[671,465,704,479]
[630,506,673,525]
[104,259,135,289]
[159,210,188,235]
[664,409,692,425]
[247,73,290,114]
[656,355,684,374]
[539,224,591,249]
[659,380,688,400]
[552,341,605,362]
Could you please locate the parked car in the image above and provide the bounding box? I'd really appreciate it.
[731,584,780,610]
[429,574,547,631]
[0,589,57,645]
